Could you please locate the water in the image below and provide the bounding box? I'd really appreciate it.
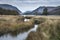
[24,19,30,22]
[0,25,38,40]
[0,18,38,40]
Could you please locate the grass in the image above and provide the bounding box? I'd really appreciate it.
[26,16,60,40]
[0,15,34,36]
[33,17,47,24]
[0,15,60,39]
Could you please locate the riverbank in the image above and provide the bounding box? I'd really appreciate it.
[0,15,34,36]
[0,15,60,40]
[26,16,60,40]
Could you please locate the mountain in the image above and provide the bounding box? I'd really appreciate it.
[49,7,60,15]
[0,4,21,15]
[32,6,57,15]
[23,11,33,15]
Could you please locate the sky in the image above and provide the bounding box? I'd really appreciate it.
[0,0,60,12]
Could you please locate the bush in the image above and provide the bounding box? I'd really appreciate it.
[42,7,48,15]
[33,17,47,24]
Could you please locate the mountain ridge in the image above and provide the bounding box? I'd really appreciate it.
[0,4,22,15]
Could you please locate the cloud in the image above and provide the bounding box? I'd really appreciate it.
[0,0,60,12]
[0,0,60,5]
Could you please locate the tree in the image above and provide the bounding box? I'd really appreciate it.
[42,7,48,15]
[34,11,38,15]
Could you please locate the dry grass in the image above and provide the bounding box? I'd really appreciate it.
[0,15,34,36]
[0,15,60,38]
[26,16,60,40]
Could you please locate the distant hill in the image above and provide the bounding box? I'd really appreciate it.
[23,11,33,15]
[0,4,21,15]
[31,6,57,15]
[49,7,60,15]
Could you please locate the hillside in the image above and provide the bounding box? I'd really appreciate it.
[23,11,32,15]
[49,7,60,15]
[0,4,21,15]
[31,6,56,15]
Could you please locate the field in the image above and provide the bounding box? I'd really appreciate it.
[0,15,60,40]
[0,15,34,36]
[26,15,60,40]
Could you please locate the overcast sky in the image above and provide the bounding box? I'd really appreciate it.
[0,0,60,12]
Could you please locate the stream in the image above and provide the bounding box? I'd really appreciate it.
[0,19,38,40]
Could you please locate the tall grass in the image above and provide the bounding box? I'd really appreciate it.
[0,15,34,36]
[26,18,60,40]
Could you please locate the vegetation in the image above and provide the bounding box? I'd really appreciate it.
[26,16,60,40]
[0,15,60,39]
[33,17,47,24]
[42,7,48,15]
[0,15,34,36]
[0,8,19,15]
[24,16,32,19]
[34,11,38,15]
